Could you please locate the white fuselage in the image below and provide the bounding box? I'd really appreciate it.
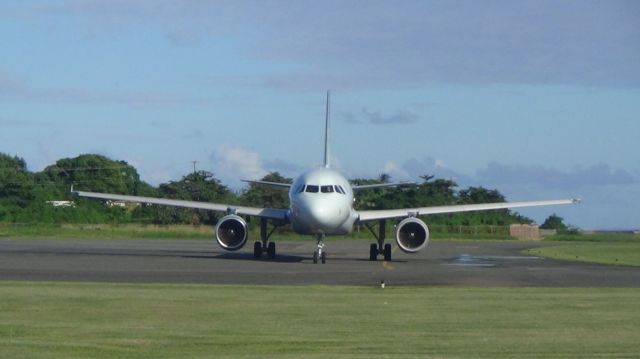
[288,167,358,235]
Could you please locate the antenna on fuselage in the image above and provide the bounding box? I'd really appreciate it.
[324,90,330,168]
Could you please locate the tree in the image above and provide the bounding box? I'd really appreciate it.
[38,154,145,197]
[458,187,505,204]
[540,214,568,232]
[138,170,233,225]
[0,153,35,221]
[0,153,33,200]
[240,172,292,208]
[351,176,390,210]
[0,153,27,171]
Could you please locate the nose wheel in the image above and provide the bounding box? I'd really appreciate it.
[313,234,326,264]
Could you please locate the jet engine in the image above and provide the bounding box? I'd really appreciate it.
[395,217,429,253]
[215,215,248,251]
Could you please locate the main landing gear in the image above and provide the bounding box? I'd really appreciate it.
[313,233,326,264]
[365,219,392,261]
[253,218,280,259]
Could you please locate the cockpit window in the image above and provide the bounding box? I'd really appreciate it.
[296,185,305,193]
[303,184,346,194]
[305,185,319,193]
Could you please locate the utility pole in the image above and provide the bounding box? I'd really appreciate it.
[191,160,198,177]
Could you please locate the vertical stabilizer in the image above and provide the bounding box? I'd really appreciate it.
[324,90,331,168]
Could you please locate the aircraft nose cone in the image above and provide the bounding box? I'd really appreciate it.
[306,203,344,230]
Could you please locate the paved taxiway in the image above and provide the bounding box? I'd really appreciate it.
[1,239,638,287]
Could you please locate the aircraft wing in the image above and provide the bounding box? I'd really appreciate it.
[352,182,415,191]
[357,198,579,222]
[241,180,292,189]
[72,189,289,221]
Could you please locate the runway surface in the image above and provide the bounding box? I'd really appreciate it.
[1,238,638,287]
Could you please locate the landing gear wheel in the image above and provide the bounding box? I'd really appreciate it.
[383,243,392,262]
[267,242,276,259]
[253,241,262,259]
[369,243,378,261]
[313,233,326,264]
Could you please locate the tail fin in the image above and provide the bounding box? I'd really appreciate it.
[323,90,330,168]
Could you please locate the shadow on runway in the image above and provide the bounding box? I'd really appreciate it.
[354,258,409,263]
[211,253,307,263]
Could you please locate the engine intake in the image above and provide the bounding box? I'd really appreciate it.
[215,215,248,251]
[395,217,429,253]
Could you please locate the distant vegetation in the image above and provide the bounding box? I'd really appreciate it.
[2,152,536,228]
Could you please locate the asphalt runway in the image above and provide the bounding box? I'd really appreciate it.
[1,238,638,287]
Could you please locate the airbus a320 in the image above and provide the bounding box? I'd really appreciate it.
[73,93,578,263]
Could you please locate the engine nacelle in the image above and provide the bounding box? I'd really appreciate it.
[215,215,248,251]
[395,217,429,253]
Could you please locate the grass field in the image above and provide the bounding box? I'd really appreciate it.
[1,282,639,358]
[525,242,640,267]
[545,233,640,243]
[0,223,214,240]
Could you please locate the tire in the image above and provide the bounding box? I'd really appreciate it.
[267,242,276,259]
[321,252,326,264]
[369,243,378,261]
[313,251,318,264]
[253,241,262,259]
[383,243,392,262]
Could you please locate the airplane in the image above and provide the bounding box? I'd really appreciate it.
[73,92,578,264]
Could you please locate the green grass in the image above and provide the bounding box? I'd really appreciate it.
[0,223,213,240]
[545,233,640,243]
[526,242,640,267]
[1,282,639,358]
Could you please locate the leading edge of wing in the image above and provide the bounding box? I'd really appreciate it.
[351,181,415,191]
[241,180,292,189]
[357,198,580,222]
[72,190,289,221]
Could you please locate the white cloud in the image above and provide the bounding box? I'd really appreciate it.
[209,145,267,188]
[401,157,467,183]
[381,160,410,181]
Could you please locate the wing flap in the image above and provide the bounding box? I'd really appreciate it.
[73,190,289,221]
[357,199,579,222]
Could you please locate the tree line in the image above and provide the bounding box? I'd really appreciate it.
[1,152,536,227]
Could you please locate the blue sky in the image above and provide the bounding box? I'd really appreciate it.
[1,0,638,229]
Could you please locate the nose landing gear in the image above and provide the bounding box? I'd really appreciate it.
[313,233,326,264]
